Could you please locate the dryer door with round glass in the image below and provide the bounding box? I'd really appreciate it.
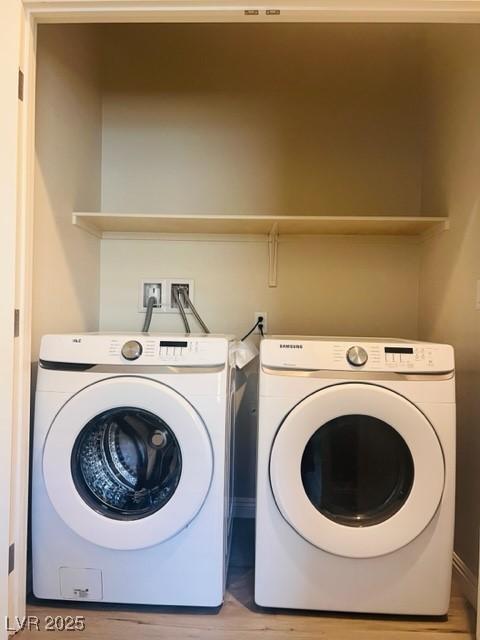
[269,383,445,558]
[43,376,213,550]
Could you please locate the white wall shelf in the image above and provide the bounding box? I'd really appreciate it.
[73,212,448,238]
[73,212,449,287]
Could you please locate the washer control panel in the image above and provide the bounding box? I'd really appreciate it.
[261,337,455,374]
[112,337,221,364]
[40,334,231,367]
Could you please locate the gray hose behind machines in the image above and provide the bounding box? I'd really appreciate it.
[142,296,157,333]
[142,287,210,335]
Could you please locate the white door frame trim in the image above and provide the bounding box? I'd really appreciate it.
[20,0,480,24]
[1,1,23,637]
[7,4,36,633]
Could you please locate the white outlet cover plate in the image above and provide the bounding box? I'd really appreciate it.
[254,311,268,334]
[138,278,167,313]
[166,279,195,313]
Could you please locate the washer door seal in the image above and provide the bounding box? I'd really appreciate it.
[269,383,445,558]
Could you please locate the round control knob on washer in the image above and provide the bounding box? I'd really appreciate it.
[346,345,368,367]
[121,340,143,361]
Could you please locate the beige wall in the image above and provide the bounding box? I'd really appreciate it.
[100,23,426,217]
[32,26,102,359]
[419,26,480,578]
[100,236,420,338]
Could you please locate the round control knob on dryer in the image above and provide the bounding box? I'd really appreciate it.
[346,346,368,367]
[121,340,143,361]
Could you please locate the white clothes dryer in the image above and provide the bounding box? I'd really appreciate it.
[32,333,236,607]
[255,336,455,615]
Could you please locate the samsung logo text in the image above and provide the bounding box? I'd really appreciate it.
[279,344,303,349]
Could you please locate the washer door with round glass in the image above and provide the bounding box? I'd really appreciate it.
[269,383,445,559]
[43,376,213,550]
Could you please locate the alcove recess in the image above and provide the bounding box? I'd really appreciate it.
[58,23,448,287]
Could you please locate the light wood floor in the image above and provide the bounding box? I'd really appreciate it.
[24,569,475,640]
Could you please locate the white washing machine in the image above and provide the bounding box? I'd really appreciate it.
[255,336,455,615]
[32,333,236,607]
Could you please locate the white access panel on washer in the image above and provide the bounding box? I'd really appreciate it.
[32,333,236,607]
[255,336,455,616]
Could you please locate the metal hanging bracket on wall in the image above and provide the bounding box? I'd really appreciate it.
[268,223,279,288]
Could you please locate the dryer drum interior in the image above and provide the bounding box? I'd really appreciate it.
[301,415,414,527]
[71,407,182,520]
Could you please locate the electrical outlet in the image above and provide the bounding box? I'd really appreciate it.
[167,279,195,313]
[254,311,267,334]
[138,279,166,313]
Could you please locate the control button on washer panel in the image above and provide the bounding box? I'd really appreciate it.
[121,340,143,361]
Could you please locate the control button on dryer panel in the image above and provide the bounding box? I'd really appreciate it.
[415,347,425,361]
[346,346,368,367]
[121,340,143,361]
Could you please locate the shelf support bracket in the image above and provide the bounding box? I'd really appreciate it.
[268,223,279,288]
[72,214,103,239]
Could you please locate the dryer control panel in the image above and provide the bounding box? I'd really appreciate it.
[261,336,455,374]
[40,333,233,367]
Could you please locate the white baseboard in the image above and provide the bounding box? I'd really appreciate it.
[233,497,256,519]
[453,552,478,609]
